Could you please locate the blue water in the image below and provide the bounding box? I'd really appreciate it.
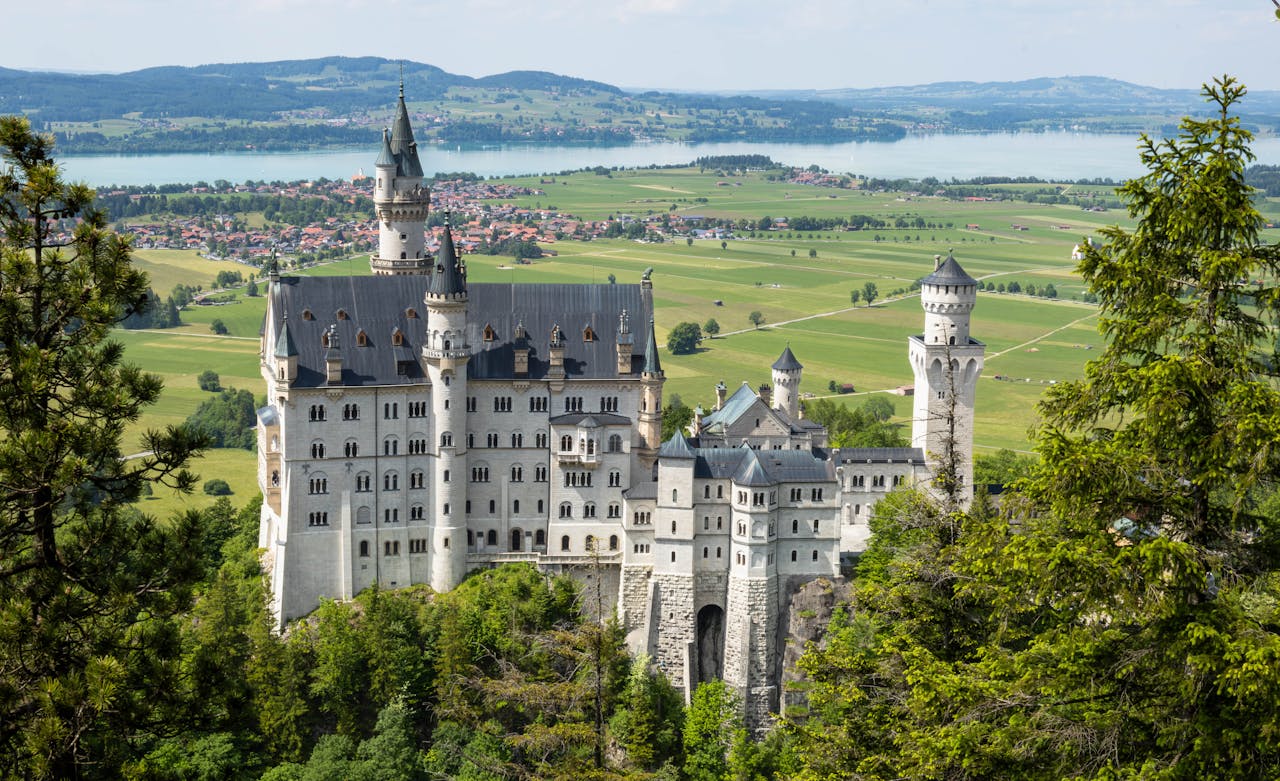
[60,133,1280,188]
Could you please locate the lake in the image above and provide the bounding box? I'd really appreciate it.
[60,133,1280,188]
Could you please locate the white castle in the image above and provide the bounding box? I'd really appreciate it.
[256,86,984,726]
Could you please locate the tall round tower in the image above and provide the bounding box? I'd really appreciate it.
[371,83,431,275]
[770,344,803,420]
[908,252,984,503]
[423,219,470,590]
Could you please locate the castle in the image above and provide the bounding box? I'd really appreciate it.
[256,86,984,726]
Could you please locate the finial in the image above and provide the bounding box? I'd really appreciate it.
[443,209,451,228]
[399,62,405,99]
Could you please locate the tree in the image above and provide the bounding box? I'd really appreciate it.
[198,370,222,392]
[0,116,205,776]
[809,248,818,258]
[246,279,259,296]
[747,310,765,329]
[702,318,720,337]
[720,240,727,250]
[849,290,860,305]
[210,318,229,335]
[862,281,878,306]
[661,397,695,442]
[686,237,694,247]
[682,681,740,781]
[203,478,232,496]
[860,395,895,422]
[667,321,702,355]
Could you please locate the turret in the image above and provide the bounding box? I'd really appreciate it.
[908,251,984,505]
[422,217,470,592]
[371,82,431,275]
[273,313,298,384]
[637,319,665,463]
[771,344,803,420]
[715,380,727,410]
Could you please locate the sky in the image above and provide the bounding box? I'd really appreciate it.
[10,0,1279,92]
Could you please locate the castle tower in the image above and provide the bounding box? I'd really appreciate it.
[908,251,984,503]
[370,82,431,275]
[637,319,665,470]
[423,219,470,590]
[770,345,803,420]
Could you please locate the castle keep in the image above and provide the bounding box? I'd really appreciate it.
[257,87,983,725]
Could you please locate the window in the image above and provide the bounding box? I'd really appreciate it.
[814,519,821,533]
[535,530,545,546]
[791,550,797,562]
[510,465,523,482]
[408,401,428,417]
[610,535,618,551]
[311,441,326,459]
[893,474,905,487]
[443,469,450,483]
[511,432,524,448]
[409,437,428,455]
[792,519,799,534]
[536,431,548,448]
[790,487,802,501]
[608,434,623,453]
[342,403,360,421]
[486,529,498,546]
[343,440,359,458]
[717,547,722,558]
[309,476,328,494]
[600,396,618,413]
[752,492,764,507]
[584,502,597,519]
[703,547,709,559]
[493,396,512,412]
[489,499,496,514]
[392,328,404,347]
[443,502,450,515]
[811,488,824,501]
[813,549,819,561]
[583,326,596,342]
[471,466,489,482]
[356,330,367,347]
[441,432,453,448]
[560,435,573,452]
[535,465,547,482]
[410,504,424,520]
[355,473,371,492]
[465,501,471,514]
[410,539,428,554]
[561,535,570,552]
[308,512,329,527]
[483,433,496,448]
[466,397,477,413]
[513,499,520,514]
[673,489,678,502]
[384,540,400,556]
[383,402,399,419]
[530,397,548,413]
[564,396,583,412]
[483,324,497,341]
[852,475,865,488]
[717,516,723,530]
[559,502,573,519]
[537,499,545,514]
[384,508,399,523]
[383,437,398,456]
[383,472,399,491]
[633,511,652,525]
[309,404,326,421]
[608,503,620,518]
[467,433,475,449]
[671,520,677,534]
[359,540,369,557]
[873,475,886,488]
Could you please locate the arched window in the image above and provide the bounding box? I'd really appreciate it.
[441,432,453,447]
[311,441,325,459]
[391,328,404,346]
[609,535,618,551]
[608,434,623,453]
[336,308,348,320]
[561,535,570,552]
[356,330,368,347]
[583,326,596,342]
[359,541,369,557]
[535,529,545,546]
[483,324,497,342]
[559,502,573,519]
[560,434,573,451]
[487,529,497,546]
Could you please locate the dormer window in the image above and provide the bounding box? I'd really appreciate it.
[321,330,330,348]
[302,309,314,321]
[483,324,497,342]
[336,309,348,320]
[356,329,368,347]
[583,326,596,342]
[405,308,418,319]
[391,328,404,346]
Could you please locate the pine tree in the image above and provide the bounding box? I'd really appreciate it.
[0,116,206,776]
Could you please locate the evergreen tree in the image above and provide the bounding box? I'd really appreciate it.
[0,116,206,776]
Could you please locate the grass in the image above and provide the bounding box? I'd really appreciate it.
[131,249,255,297]
[116,168,1150,515]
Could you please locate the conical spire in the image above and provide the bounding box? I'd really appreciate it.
[274,313,298,359]
[376,127,394,167]
[772,343,802,371]
[428,214,467,298]
[643,318,662,375]
[389,86,424,177]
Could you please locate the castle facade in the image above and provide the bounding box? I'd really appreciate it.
[257,87,983,726]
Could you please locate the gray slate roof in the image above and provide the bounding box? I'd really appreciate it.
[549,412,632,427]
[681,446,835,484]
[658,431,697,459]
[835,447,926,465]
[921,252,977,287]
[271,276,652,388]
[771,344,803,371]
[388,90,424,178]
[428,225,466,297]
[642,319,661,375]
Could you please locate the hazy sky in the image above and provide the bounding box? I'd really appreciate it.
[11,0,1278,92]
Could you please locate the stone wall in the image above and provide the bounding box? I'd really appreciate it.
[778,575,851,719]
[651,573,695,695]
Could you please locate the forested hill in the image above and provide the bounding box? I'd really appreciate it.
[0,57,622,121]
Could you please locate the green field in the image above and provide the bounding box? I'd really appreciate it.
[122,166,1235,510]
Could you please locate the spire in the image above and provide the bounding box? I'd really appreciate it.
[428,214,467,298]
[643,318,662,375]
[273,313,298,359]
[389,86,424,177]
[376,127,394,167]
[771,343,802,371]
[921,250,978,287]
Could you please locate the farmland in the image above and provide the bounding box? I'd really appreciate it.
[115,163,1280,513]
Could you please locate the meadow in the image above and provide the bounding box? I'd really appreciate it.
[120,164,1280,514]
